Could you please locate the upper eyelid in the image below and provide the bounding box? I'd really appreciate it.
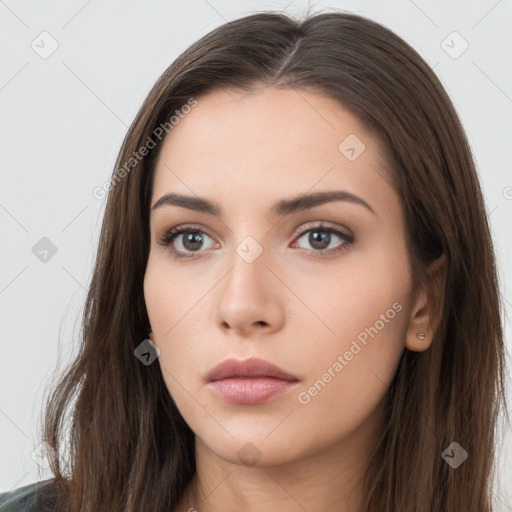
[159,220,350,237]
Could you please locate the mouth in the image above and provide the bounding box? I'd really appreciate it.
[206,357,300,405]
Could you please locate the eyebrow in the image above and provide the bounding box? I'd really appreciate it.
[151,190,377,217]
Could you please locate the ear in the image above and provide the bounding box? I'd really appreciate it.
[405,253,447,352]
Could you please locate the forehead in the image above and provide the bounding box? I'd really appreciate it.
[151,87,396,218]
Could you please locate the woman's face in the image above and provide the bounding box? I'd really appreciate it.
[144,86,416,467]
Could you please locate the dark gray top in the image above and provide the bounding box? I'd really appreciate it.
[0,479,58,511]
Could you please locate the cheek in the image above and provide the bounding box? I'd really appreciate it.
[143,256,209,399]
[143,253,207,343]
[289,246,410,413]
[289,293,407,449]
[290,247,409,355]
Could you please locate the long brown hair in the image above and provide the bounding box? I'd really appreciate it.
[42,9,508,511]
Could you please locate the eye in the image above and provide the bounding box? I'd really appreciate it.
[292,223,354,256]
[157,222,354,259]
[157,225,218,259]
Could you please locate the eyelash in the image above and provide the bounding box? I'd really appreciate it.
[157,223,355,260]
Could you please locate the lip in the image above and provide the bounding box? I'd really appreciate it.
[206,357,300,405]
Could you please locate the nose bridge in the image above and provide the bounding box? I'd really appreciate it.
[225,235,272,301]
[214,233,286,333]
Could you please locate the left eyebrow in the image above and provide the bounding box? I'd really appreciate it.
[151,190,377,217]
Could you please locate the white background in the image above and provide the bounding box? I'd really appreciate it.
[1,0,511,508]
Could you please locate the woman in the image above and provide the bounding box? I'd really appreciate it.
[0,9,507,512]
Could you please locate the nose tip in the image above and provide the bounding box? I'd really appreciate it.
[220,313,271,333]
[214,249,288,336]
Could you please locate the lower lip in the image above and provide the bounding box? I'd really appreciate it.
[208,377,299,405]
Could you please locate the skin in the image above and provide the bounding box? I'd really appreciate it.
[143,86,441,512]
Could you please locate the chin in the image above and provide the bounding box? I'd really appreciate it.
[194,423,309,468]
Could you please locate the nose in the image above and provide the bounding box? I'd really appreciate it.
[214,247,287,337]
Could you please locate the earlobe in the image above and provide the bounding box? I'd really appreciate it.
[405,253,447,352]
[406,330,429,352]
[405,289,433,352]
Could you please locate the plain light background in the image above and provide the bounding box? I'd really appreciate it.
[1,0,511,507]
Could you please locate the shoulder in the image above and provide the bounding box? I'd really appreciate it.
[0,479,58,512]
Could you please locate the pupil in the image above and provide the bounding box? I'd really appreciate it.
[310,231,330,250]
[184,233,203,250]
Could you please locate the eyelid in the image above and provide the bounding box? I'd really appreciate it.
[156,223,215,248]
[294,220,352,237]
[157,220,351,239]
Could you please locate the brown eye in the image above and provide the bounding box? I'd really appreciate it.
[292,224,354,256]
[158,226,218,259]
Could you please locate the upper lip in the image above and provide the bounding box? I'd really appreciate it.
[207,357,299,382]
